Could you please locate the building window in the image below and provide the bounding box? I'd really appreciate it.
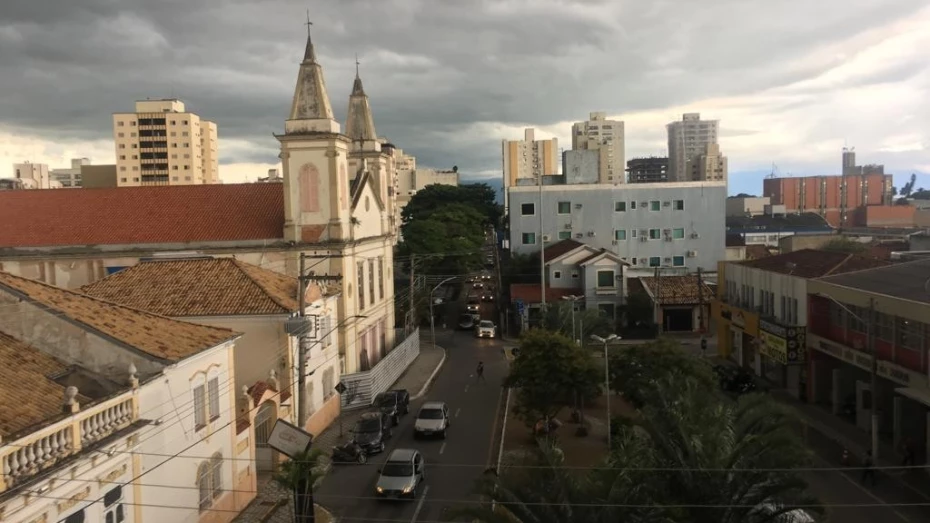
[117,121,124,127]
[553,270,562,279]
[615,201,626,212]
[522,233,536,245]
[192,377,206,430]
[557,201,571,214]
[615,230,626,240]
[521,203,535,216]
[672,228,685,239]
[377,257,384,300]
[357,262,365,311]
[103,486,124,523]
[648,229,661,240]
[117,132,124,138]
[571,270,579,279]
[674,200,685,210]
[672,256,685,266]
[649,257,661,267]
[630,201,637,210]
[596,270,615,288]
[650,200,660,211]
[558,231,571,240]
[368,259,375,306]
[207,369,220,420]
[118,144,125,149]
[197,462,211,511]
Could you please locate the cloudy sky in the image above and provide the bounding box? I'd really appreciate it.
[1,0,929,195]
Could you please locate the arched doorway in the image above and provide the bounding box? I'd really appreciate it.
[254,400,278,473]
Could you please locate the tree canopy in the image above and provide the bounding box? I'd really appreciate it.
[608,338,717,409]
[401,183,502,226]
[820,237,868,254]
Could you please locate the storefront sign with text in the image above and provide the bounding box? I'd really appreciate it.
[808,334,928,388]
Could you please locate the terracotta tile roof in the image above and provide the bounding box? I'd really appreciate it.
[0,271,239,362]
[509,283,583,304]
[0,184,286,248]
[0,331,75,436]
[542,239,585,262]
[80,258,299,316]
[638,276,713,306]
[739,249,891,278]
[745,245,774,260]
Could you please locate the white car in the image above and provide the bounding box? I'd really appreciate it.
[414,401,450,439]
[476,320,496,338]
[375,449,425,500]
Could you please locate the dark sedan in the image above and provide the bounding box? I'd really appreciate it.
[374,389,410,425]
[351,411,393,455]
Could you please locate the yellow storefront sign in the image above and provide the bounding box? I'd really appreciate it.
[758,318,806,365]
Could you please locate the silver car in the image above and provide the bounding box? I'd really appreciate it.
[414,401,450,439]
[476,320,496,338]
[375,449,425,500]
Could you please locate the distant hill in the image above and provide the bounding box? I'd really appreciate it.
[460,175,504,204]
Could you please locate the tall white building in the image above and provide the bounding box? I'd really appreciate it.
[50,157,90,187]
[667,113,719,182]
[571,111,625,183]
[11,162,57,189]
[112,99,220,186]
[686,143,728,183]
[502,128,559,188]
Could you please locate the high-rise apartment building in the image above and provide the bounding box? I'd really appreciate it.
[112,99,219,187]
[627,157,669,184]
[667,113,719,182]
[572,112,625,183]
[502,128,558,188]
[686,143,728,183]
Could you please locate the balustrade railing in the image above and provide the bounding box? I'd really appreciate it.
[0,396,136,490]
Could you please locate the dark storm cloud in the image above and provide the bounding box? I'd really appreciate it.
[1,0,927,171]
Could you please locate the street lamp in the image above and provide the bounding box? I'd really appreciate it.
[818,293,878,459]
[591,333,621,450]
[429,276,459,350]
[562,295,583,342]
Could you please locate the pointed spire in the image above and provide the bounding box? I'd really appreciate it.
[345,55,377,142]
[286,16,336,131]
[303,11,317,63]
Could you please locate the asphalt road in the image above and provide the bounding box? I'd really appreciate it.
[317,259,507,523]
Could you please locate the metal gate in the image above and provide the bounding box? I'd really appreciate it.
[254,401,277,472]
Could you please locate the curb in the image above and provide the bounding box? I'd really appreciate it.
[411,345,447,400]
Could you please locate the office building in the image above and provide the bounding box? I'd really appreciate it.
[571,112,625,183]
[11,162,53,189]
[50,158,90,187]
[507,181,726,272]
[763,172,894,227]
[627,157,669,184]
[686,143,728,183]
[502,128,558,188]
[667,113,719,182]
[112,99,219,187]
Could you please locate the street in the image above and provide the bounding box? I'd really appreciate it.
[315,330,507,523]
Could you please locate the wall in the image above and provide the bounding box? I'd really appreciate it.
[340,329,420,409]
[581,257,625,313]
[853,205,916,227]
[726,197,770,217]
[723,264,808,325]
[763,174,893,226]
[915,211,930,228]
[562,150,599,184]
[508,181,726,271]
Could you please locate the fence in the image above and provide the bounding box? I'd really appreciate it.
[340,328,421,409]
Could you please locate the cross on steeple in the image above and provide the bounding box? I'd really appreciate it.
[305,10,313,35]
[355,53,360,77]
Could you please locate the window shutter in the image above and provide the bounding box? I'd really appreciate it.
[193,385,206,428]
[208,377,220,419]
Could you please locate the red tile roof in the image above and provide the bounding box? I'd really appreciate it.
[542,239,585,262]
[740,249,891,278]
[509,283,583,304]
[638,276,714,305]
[0,184,286,248]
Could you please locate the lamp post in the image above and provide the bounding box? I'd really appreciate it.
[429,276,458,350]
[591,333,620,450]
[819,293,878,459]
[562,295,583,342]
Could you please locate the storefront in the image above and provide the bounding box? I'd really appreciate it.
[758,318,807,399]
[714,302,760,370]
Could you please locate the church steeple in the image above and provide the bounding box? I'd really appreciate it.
[285,21,339,134]
[345,56,378,143]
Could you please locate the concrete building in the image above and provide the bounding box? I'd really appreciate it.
[79,164,118,188]
[714,250,889,400]
[726,196,771,216]
[507,181,726,273]
[395,166,459,224]
[11,162,55,189]
[112,99,219,186]
[667,113,719,182]
[635,275,714,333]
[627,157,669,184]
[562,149,600,184]
[842,147,885,176]
[50,157,90,187]
[571,112,624,183]
[502,128,558,188]
[726,208,834,247]
[686,142,728,183]
[806,259,930,463]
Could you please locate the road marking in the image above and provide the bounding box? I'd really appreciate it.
[454,408,461,418]
[439,442,446,454]
[486,385,506,468]
[811,454,910,522]
[411,485,429,523]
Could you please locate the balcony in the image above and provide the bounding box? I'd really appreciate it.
[0,394,138,492]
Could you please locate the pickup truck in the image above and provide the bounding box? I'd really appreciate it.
[373,389,410,426]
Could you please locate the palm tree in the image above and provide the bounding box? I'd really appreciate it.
[611,376,822,523]
[273,448,327,491]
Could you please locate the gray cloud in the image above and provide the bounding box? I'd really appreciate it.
[1,0,928,175]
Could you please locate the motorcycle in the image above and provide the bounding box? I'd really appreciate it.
[331,441,368,465]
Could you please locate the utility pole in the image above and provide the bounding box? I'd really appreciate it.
[408,254,416,333]
[654,267,662,335]
[297,253,308,430]
[867,297,879,459]
[696,267,704,332]
[538,177,546,310]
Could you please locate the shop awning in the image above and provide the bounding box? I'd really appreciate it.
[895,387,930,408]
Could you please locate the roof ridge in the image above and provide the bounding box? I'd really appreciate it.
[822,253,854,277]
[231,260,296,313]
[0,271,237,339]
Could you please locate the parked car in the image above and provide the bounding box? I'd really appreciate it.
[458,313,478,330]
[472,282,484,290]
[466,301,480,313]
[376,449,426,500]
[374,389,410,425]
[476,320,496,339]
[414,401,451,439]
[351,411,393,455]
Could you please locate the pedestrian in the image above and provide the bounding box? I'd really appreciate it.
[476,361,486,383]
[861,450,876,486]
[901,437,916,468]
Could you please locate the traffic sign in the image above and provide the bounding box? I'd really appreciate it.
[334,381,347,394]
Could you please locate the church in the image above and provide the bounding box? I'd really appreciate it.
[0,29,403,379]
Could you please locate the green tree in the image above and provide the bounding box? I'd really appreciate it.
[505,330,601,427]
[399,203,486,274]
[820,237,867,254]
[541,302,611,341]
[608,338,716,409]
[400,183,502,226]
[912,189,930,200]
[900,173,917,198]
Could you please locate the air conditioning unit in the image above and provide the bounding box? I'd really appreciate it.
[663,201,671,207]
[611,240,618,246]
[687,250,698,257]
[639,259,648,265]
[690,233,700,239]
[664,257,671,262]
[542,235,551,242]
[564,224,572,230]
[664,237,672,242]
[587,231,596,237]
[575,203,583,209]
[639,236,647,242]
[575,233,583,238]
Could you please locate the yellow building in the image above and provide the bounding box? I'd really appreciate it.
[113,99,219,186]
[502,128,558,188]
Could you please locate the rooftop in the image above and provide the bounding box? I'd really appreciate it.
[739,249,891,278]
[510,283,583,304]
[0,184,285,248]
[510,181,726,193]
[80,258,301,317]
[0,271,239,362]
[638,276,713,306]
[726,212,833,232]
[745,245,775,260]
[817,257,930,305]
[542,239,585,263]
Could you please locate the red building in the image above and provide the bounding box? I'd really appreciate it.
[763,174,894,227]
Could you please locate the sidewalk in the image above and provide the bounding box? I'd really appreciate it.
[232,336,447,523]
